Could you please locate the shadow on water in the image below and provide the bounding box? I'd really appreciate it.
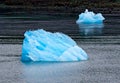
[77,23,104,36]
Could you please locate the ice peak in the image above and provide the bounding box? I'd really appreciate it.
[85,9,88,13]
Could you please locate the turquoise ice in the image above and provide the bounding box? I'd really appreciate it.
[21,29,88,61]
[76,9,105,24]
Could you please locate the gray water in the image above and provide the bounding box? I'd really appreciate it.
[0,44,120,83]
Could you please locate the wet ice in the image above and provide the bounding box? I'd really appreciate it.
[21,29,88,61]
[76,9,105,24]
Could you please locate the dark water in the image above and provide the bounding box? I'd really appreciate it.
[0,14,120,38]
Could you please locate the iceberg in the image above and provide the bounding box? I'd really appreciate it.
[21,29,88,62]
[76,9,105,24]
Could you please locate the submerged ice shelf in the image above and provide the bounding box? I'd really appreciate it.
[21,29,88,61]
[76,9,105,24]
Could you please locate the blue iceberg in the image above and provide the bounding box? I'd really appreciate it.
[76,9,105,24]
[21,29,88,61]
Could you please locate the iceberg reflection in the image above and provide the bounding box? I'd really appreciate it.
[21,62,83,83]
[77,23,104,36]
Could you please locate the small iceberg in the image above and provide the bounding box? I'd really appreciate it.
[76,9,105,24]
[21,29,88,62]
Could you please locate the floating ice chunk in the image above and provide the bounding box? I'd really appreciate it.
[21,29,88,61]
[76,9,105,24]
